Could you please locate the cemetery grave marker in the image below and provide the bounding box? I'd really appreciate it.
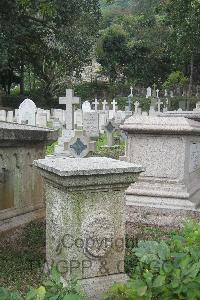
[92,98,99,111]
[83,111,99,140]
[64,130,96,158]
[34,156,143,299]
[59,89,80,130]
[18,99,37,126]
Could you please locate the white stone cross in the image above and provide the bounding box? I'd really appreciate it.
[102,99,108,111]
[130,86,133,96]
[134,101,140,113]
[59,89,80,130]
[92,98,99,111]
[156,89,159,98]
[164,89,168,97]
[156,98,163,112]
[111,99,117,112]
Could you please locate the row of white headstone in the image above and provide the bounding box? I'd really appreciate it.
[146,86,174,99]
[0,91,128,130]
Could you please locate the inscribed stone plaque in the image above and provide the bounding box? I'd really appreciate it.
[189,143,200,173]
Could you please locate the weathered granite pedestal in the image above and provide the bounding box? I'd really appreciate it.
[34,157,143,299]
[0,122,58,231]
[121,116,200,227]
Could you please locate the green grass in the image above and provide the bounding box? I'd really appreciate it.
[0,221,46,295]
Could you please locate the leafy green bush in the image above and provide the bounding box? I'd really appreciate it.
[0,269,86,300]
[163,71,189,90]
[104,220,200,300]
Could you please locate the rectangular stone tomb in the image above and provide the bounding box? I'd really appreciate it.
[34,157,143,299]
[0,122,58,231]
[121,116,200,226]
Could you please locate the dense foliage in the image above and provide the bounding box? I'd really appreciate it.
[0,0,200,106]
[104,221,200,300]
[0,268,85,300]
[0,0,100,103]
[97,0,200,93]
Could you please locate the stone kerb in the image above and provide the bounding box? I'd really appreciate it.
[34,157,143,299]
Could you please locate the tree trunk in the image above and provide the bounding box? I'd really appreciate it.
[20,64,24,95]
[187,54,194,110]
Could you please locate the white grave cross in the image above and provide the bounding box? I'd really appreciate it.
[130,86,133,96]
[111,99,117,113]
[102,99,108,111]
[156,89,159,98]
[156,98,163,112]
[92,98,99,111]
[59,89,80,130]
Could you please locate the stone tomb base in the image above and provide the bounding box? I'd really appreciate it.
[126,194,200,228]
[79,273,128,300]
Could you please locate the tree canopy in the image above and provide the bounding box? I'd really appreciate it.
[0,0,100,100]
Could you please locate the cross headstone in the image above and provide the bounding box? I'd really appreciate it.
[127,86,134,110]
[156,89,159,98]
[111,99,117,113]
[64,130,96,158]
[130,86,133,96]
[105,120,117,147]
[102,99,108,111]
[92,98,99,111]
[156,98,163,112]
[59,89,80,130]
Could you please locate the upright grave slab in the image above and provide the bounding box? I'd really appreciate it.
[18,99,37,126]
[0,110,7,121]
[121,116,200,226]
[0,122,58,231]
[34,157,143,300]
[83,111,99,140]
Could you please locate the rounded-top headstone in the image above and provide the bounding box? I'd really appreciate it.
[82,101,91,112]
[19,98,37,110]
[18,99,37,126]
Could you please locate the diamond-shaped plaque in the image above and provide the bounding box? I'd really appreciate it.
[70,138,87,156]
[106,122,115,133]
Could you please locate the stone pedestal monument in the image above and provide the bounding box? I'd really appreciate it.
[34,157,143,299]
[121,116,200,226]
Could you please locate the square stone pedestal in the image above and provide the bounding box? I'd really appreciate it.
[34,157,143,299]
